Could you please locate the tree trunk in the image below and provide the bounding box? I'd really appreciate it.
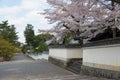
[112,28,117,38]
[111,0,116,38]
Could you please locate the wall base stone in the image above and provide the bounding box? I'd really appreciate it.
[81,65,120,79]
[49,56,82,74]
[48,56,68,67]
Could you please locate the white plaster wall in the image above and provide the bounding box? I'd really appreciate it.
[49,48,67,61]
[67,48,83,59]
[49,48,83,61]
[83,46,120,66]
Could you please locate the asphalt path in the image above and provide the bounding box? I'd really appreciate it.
[0,53,111,80]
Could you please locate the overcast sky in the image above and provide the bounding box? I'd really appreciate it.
[0,0,53,43]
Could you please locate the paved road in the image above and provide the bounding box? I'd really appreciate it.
[12,53,32,61]
[0,53,111,80]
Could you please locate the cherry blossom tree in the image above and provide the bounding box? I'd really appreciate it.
[39,0,120,43]
[96,0,120,38]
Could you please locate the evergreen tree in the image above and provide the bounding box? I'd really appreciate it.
[0,20,18,45]
[24,24,35,47]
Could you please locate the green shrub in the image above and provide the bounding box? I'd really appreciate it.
[0,39,16,61]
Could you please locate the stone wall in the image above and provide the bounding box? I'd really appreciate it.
[48,56,68,67]
[81,65,120,79]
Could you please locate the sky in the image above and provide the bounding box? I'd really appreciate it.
[0,0,53,43]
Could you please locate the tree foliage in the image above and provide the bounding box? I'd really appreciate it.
[24,24,53,53]
[33,33,53,48]
[35,41,48,53]
[0,20,18,45]
[0,39,16,60]
[34,34,53,53]
[39,0,120,43]
[24,24,35,46]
